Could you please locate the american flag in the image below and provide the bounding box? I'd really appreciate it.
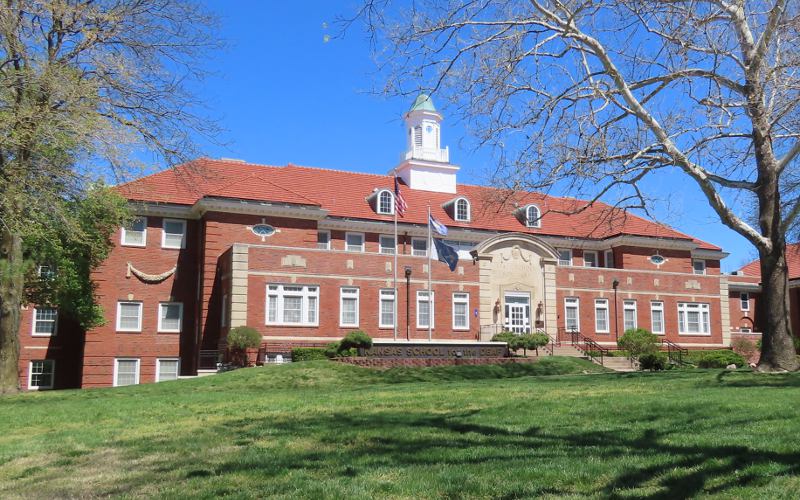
[394,177,407,217]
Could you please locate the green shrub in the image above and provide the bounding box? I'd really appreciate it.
[339,330,373,352]
[639,352,667,371]
[291,347,328,362]
[520,333,550,355]
[617,328,660,358]
[492,332,523,354]
[226,326,261,350]
[697,350,746,368]
[324,342,341,358]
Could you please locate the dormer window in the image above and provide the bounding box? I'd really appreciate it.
[525,205,541,228]
[377,190,394,215]
[454,198,470,222]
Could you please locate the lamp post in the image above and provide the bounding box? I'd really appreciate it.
[612,278,620,341]
[404,266,412,341]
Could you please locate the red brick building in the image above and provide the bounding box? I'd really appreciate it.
[19,96,740,390]
[726,243,800,344]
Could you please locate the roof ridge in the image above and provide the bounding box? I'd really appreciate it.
[284,162,394,180]
[253,172,321,206]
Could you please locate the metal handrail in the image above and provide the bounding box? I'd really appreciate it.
[661,339,688,365]
[580,336,609,366]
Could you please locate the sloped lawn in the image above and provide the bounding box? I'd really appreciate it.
[1,358,799,498]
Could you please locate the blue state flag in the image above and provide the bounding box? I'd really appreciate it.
[433,238,459,272]
[429,214,448,236]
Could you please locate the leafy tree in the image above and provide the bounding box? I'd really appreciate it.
[617,328,660,359]
[356,0,800,371]
[0,1,220,393]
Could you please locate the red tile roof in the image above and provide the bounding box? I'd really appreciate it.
[738,243,800,280]
[116,158,721,251]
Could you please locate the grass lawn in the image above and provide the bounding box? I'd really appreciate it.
[1,357,799,499]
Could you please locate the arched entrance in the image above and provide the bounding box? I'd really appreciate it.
[473,233,559,340]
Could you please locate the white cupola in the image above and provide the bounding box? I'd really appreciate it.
[392,94,460,194]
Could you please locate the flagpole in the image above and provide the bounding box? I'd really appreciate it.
[427,205,432,342]
[393,178,398,342]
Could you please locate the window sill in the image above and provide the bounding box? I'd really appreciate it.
[160,246,184,250]
[120,243,147,248]
[678,332,712,337]
[157,330,181,334]
[31,333,55,338]
[265,323,319,328]
[116,330,142,334]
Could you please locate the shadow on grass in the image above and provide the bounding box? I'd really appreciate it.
[714,370,800,388]
[99,403,800,498]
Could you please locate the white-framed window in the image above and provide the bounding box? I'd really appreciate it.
[116,301,143,332]
[377,190,394,215]
[525,205,541,228]
[604,250,615,268]
[678,302,711,335]
[583,251,599,268]
[379,289,395,328]
[651,301,665,334]
[693,259,706,275]
[557,248,573,266]
[161,219,186,249]
[411,238,428,257]
[442,239,475,259]
[623,300,637,331]
[416,290,434,329]
[156,358,180,382]
[28,360,54,390]
[455,198,470,222]
[740,292,750,311]
[317,230,330,250]
[452,293,470,330]
[594,299,609,333]
[379,235,396,255]
[37,265,56,280]
[740,327,752,333]
[121,217,147,247]
[564,297,580,331]
[221,293,229,328]
[345,232,364,252]
[32,307,57,337]
[266,284,319,326]
[158,302,183,333]
[114,358,140,387]
[340,287,360,327]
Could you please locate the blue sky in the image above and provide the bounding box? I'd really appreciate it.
[190,1,757,271]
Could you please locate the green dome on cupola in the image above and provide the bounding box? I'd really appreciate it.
[408,93,437,113]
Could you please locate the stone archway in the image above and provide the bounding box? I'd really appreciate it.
[473,233,559,340]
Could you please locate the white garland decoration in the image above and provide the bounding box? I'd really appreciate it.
[127,262,176,283]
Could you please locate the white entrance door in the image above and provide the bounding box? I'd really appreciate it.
[504,293,531,334]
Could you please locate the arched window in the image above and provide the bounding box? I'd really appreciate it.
[454,198,470,222]
[525,205,541,228]
[377,190,394,215]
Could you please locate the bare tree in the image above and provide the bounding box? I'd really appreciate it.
[355,0,800,371]
[0,1,221,393]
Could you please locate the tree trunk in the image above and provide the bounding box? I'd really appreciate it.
[756,242,799,372]
[0,227,23,394]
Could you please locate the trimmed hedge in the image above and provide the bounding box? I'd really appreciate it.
[291,347,328,362]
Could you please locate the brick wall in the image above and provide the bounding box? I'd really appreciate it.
[555,265,724,345]
[81,216,200,387]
